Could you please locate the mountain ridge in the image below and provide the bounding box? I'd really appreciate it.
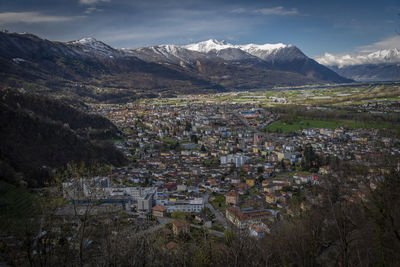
[0,31,352,102]
[315,48,400,81]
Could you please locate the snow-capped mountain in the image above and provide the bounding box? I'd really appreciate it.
[68,37,123,58]
[183,39,306,62]
[0,31,352,101]
[315,48,400,68]
[315,48,400,81]
[125,39,350,83]
[184,39,234,53]
[125,44,209,65]
[239,44,306,62]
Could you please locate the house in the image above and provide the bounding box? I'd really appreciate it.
[318,166,331,175]
[245,178,255,187]
[152,205,168,217]
[172,221,190,235]
[195,213,212,228]
[225,190,239,205]
[207,178,217,187]
[235,183,248,194]
[264,183,283,193]
[293,174,313,184]
[262,180,271,187]
[265,193,277,204]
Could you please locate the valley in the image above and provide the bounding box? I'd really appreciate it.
[0,25,400,266]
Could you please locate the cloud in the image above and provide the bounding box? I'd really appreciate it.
[84,7,103,14]
[232,8,246,14]
[358,35,400,52]
[314,50,400,67]
[314,35,400,67]
[0,12,79,24]
[79,0,110,5]
[255,7,299,16]
[315,35,400,67]
[232,6,299,16]
[96,11,244,48]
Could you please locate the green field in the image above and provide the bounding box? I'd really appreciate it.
[155,83,400,107]
[266,118,394,133]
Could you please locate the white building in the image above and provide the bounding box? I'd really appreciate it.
[220,154,247,167]
[156,198,204,213]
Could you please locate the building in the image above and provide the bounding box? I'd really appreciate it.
[172,221,190,235]
[254,133,264,145]
[245,178,255,187]
[220,154,247,167]
[235,183,248,194]
[157,198,204,213]
[265,193,278,204]
[226,206,274,229]
[152,205,168,217]
[225,190,239,205]
[137,193,154,213]
[195,213,212,228]
[293,174,313,184]
[177,184,187,192]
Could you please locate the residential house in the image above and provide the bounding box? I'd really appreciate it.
[152,205,168,217]
[265,193,278,204]
[172,221,190,235]
[245,178,255,187]
[225,190,239,205]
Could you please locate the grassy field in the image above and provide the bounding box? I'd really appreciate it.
[266,118,394,133]
[152,83,400,107]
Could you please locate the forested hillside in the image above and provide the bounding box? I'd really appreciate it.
[0,88,126,187]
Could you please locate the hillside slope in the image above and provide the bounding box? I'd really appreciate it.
[0,88,126,187]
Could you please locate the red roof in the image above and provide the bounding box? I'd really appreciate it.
[152,205,168,212]
[226,207,271,221]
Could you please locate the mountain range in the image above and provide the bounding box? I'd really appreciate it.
[0,30,351,102]
[315,48,400,81]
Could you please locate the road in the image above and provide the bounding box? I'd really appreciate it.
[204,192,228,230]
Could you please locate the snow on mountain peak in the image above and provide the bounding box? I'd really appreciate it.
[184,39,292,56]
[69,37,117,57]
[184,39,233,53]
[72,37,99,45]
[238,43,289,51]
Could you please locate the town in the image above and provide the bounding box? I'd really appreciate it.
[59,90,400,240]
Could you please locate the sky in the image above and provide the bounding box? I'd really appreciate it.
[0,0,399,57]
